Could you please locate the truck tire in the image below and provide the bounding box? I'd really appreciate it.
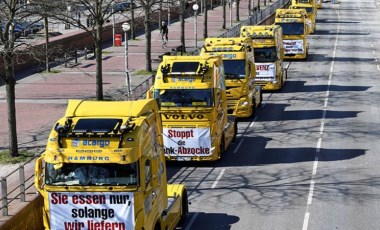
[251,100,256,118]
[232,121,237,143]
[179,191,189,225]
[218,134,225,159]
[154,223,161,230]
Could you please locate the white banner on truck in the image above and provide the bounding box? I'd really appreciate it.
[163,128,212,156]
[283,40,304,54]
[256,63,276,79]
[49,192,134,230]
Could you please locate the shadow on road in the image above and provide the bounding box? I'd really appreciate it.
[183,212,240,230]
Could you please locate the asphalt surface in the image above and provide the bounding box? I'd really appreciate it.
[168,1,380,229]
[2,0,380,229]
[0,0,279,226]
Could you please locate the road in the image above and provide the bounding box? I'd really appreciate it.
[169,1,380,229]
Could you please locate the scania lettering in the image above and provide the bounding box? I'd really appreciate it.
[200,37,262,117]
[241,25,287,90]
[275,8,310,60]
[35,99,189,230]
[147,55,236,161]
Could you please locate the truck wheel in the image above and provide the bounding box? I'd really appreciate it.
[179,191,189,225]
[232,121,237,143]
[218,134,225,159]
[250,100,256,118]
[154,223,161,230]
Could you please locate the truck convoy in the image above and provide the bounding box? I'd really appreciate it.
[200,37,262,117]
[275,8,310,60]
[240,25,287,90]
[147,55,236,161]
[290,0,317,33]
[34,99,188,230]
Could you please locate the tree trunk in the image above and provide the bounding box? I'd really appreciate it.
[236,0,240,22]
[248,0,251,16]
[144,7,152,72]
[131,0,136,39]
[44,17,50,73]
[4,53,19,157]
[95,23,103,100]
[222,0,226,29]
[203,0,208,38]
[180,0,186,53]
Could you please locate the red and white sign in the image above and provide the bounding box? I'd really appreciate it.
[49,192,134,230]
[163,128,212,156]
[256,63,276,79]
[283,40,304,54]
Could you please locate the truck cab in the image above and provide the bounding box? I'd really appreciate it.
[275,8,310,60]
[200,37,262,118]
[290,0,317,33]
[35,99,188,230]
[241,25,287,91]
[148,55,236,161]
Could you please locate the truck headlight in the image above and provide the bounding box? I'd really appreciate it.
[240,101,249,106]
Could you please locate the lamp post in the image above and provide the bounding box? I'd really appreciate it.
[65,5,71,29]
[112,2,115,46]
[122,22,131,100]
[229,0,236,27]
[193,4,199,49]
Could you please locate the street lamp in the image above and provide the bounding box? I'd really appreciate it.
[193,4,199,49]
[65,5,71,29]
[122,22,131,100]
[112,2,116,46]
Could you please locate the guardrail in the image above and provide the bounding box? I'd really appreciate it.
[0,153,41,216]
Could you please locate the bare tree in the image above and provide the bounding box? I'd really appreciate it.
[34,0,119,100]
[0,0,43,157]
[203,0,208,38]
[236,0,240,22]
[222,0,226,29]
[180,0,186,53]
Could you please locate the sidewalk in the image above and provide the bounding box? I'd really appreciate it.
[0,0,280,225]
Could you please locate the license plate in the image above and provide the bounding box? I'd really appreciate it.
[177,157,191,161]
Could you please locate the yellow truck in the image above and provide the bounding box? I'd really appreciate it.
[35,99,188,230]
[316,0,322,8]
[147,55,236,161]
[240,25,287,90]
[290,0,317,33]
[199,37,262,117]
[275,8,310,60]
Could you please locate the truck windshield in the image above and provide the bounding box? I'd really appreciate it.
[276,23,304,35]
[254,47,277,62]
[45,163,138,186]
[223,60,246,79]
[155,89,214,107]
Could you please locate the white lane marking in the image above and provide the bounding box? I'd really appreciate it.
[303,4,341,230]
[302,212,310,230]
[184,212,199,230]
[233,139,244,154]
[377,65,380,71]
[261,93,273,109]
[249,116,258,128]
[211,169,226,189]
[307,180,315,205]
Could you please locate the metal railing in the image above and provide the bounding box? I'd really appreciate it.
[0,153,41,216]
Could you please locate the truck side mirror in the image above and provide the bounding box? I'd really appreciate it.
[34,156,44,191]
